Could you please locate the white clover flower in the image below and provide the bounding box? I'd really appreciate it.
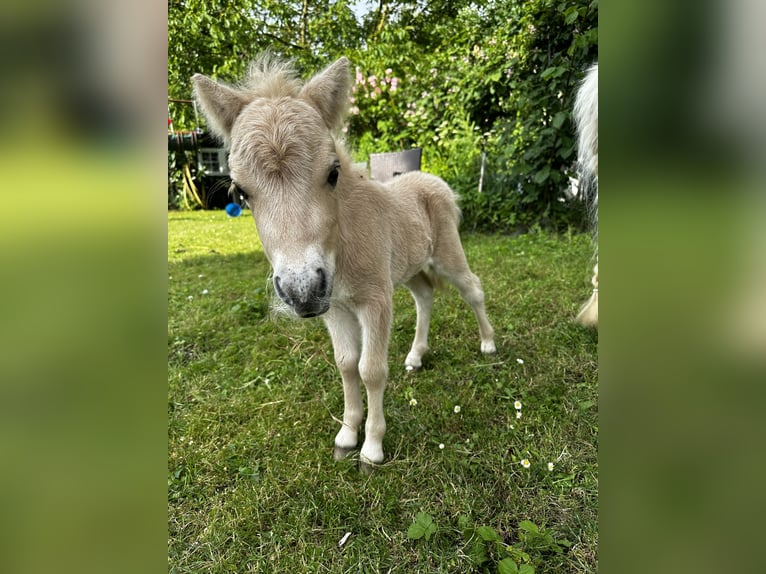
[514,400,522,410]
[453,405,461,413]
[547,462,555,472]
[516,411,522,419]
[201,289,209,295]
[520,458,531,468]
[438,443,445,450]
[198,274,204,278]
[187,295,194,301]
[516,358,524,365]
[409,398,418,407]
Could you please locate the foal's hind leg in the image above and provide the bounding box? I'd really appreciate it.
[404,272,434,371]
[432,235,496,355]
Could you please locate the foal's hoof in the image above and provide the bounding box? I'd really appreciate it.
[405,364,420,373]
[333,445,356,461]
[481,340,497,354]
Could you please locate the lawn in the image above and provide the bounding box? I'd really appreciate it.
[168,210,598,573]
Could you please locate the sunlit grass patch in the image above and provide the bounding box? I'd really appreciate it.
[168,210,597,573]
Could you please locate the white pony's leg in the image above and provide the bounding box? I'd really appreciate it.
[574,63,599,328]
[404,272,434,370]
[576,261,599,327]
[324,307,363,459]
[357,300,392,467]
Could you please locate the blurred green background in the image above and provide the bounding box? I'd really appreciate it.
[0,0,764,573]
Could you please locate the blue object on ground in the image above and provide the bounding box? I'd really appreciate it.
[225,203,242,217]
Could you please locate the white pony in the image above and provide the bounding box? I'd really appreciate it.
[192,56,496,469]
[574,63,598,328]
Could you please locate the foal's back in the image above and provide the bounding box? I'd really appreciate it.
[377,171,462,286]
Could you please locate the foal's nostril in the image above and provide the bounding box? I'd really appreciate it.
[274,276,288,302]
[316,268,328,298]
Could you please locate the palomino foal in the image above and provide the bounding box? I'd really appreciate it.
[193,56,496,468]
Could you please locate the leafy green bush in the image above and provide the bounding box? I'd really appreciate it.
[169,0,598,229]
[345,0,598,232]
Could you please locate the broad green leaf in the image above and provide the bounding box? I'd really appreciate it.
[564,7,580,25]
[477,525,501,542]
[519,564,535,574]
[498,558,519,574]
[552,111,568,129]
[532,167,550,184]
[518,520,539,534]
[407,522,425,540]
[423,522,437,541]
[540,66,566,80]
[407,512,436,541]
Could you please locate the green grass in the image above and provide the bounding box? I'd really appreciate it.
[168,210,598,573]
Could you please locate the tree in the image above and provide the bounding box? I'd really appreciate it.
[168,0,361,128]
[168,0,598,230]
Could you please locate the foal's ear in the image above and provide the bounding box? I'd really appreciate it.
[192,74,249,145]
[299,57,351,131]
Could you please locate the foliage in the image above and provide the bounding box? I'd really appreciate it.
[407,512,438,541]
[168,0,361,128]
[458,517,572,573]
[405,513,569,572]
[167,0,598,229]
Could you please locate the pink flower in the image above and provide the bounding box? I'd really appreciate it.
[368,75,377,88]
[391,77,399,91]
[385,68,393,75]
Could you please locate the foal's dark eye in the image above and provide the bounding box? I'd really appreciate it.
[230,182,249,205]
[327,161,340,187]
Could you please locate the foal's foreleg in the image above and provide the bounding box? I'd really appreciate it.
[357,299,393,466]
[404,272,434,371]
[324,308,363,460]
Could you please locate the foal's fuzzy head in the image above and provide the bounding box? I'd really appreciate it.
[193,56,352,318]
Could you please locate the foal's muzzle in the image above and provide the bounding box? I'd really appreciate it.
[273,267,331,318]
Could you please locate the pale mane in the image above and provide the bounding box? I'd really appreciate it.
[242,54,303,99]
